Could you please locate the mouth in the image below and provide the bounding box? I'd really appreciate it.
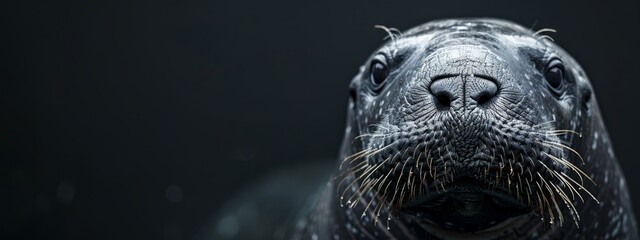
[401,177,530,232]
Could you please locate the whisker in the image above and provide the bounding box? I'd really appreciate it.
[539,140,585,165]
[542,152,594,186]
[560,172,599,204]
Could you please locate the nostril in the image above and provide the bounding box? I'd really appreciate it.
[476,95,490,105]
[429,79,458,109]
[427,74,498,109]
[473,89,497,105]
[435,91,453,107]
[470,80,498,105]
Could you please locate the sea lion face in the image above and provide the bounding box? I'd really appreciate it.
[340,19,597,234]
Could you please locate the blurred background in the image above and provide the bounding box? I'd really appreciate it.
[2,0,638,239]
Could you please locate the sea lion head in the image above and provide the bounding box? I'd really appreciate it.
[337,18,599,236]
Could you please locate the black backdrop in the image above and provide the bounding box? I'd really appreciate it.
[2,0,639,239]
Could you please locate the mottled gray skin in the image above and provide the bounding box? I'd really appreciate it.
[294,19,637,239]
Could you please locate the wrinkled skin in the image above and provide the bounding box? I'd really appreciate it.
[294,19,637,239]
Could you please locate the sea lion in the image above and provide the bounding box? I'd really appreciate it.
[293,18,638,239]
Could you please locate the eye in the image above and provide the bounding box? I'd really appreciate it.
[370,60,389,87]
[544,59,565,90]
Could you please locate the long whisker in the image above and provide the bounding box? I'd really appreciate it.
[539,140,585,165]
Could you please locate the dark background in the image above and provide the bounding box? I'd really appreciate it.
[2,0,638,239]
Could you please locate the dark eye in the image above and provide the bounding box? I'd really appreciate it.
[545,60,565,90]
[370,60,389,87]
